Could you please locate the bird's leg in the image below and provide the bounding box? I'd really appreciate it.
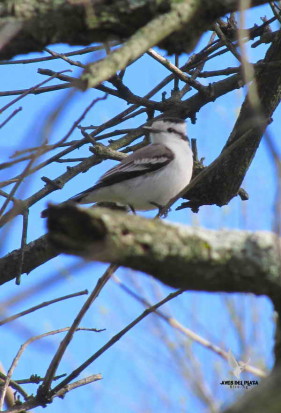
[150,202,169,218]
[129,205,136,214]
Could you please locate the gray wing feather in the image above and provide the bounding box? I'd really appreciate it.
[71,144,174,202]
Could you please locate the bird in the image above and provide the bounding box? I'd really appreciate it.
[69,117,193,214]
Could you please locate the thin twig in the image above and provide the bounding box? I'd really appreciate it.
[0,45,114,65]
[89,143,127,161]
[213,22,241,62]
[0,190,19,204]
[0,70,71,114]
[37,68,122,98]
[55,157,87,163]
[0,83,70,97]
[10,141,73,159]
[0,153,40,218]
[0,107,22,128]
[44,47,85,68]
[15,373,66,385]
[0,154,37,171]
[15,209,29,285]
[0,290,89,326]
[54,374,102,398]
[147,49,207,94]
[174,54,180,91]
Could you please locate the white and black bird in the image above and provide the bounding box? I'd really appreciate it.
[70,118,193,213]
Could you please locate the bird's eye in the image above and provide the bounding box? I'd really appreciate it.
[168,127,174,133]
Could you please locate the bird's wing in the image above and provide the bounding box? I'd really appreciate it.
[98,143,174,186]
[70,144,174,202]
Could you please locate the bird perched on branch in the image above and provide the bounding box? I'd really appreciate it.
[70,117,193,213]
[42,118,193,216]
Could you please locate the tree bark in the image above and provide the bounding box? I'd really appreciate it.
[46,204,281,297]
[0,235,57,286]
[0,0,270,60]
[181,30,281,210]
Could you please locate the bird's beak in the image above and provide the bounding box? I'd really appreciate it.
[143,126,162,133]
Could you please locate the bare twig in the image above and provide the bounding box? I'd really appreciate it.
[15,209,29,285]
[37,68,120,97]
[0,290,89,326]
[0,154,36,170]
[0,70,71,114]
[0,45,114,65]
[10,141,73,159]
[0,83,70,97]
[14,373,66,385]
[147,48,207,94]
[0,107,22,129]
[55,157,87,163]
[44,47,85,68]
[54,374,102,398]
[213,22,241,62]
[0,190,19,204]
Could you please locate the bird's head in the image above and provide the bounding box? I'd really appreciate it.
[143,118,187,144]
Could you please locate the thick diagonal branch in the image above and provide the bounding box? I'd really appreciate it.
[47,205,281,297]
[181,30,281,210]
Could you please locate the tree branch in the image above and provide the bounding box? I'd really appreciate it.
[0,235,57,286]
[178,30,281,211]
[0,0,270,61]
[46,205,281,297]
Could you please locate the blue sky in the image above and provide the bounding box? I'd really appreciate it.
[0,3,279,412]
